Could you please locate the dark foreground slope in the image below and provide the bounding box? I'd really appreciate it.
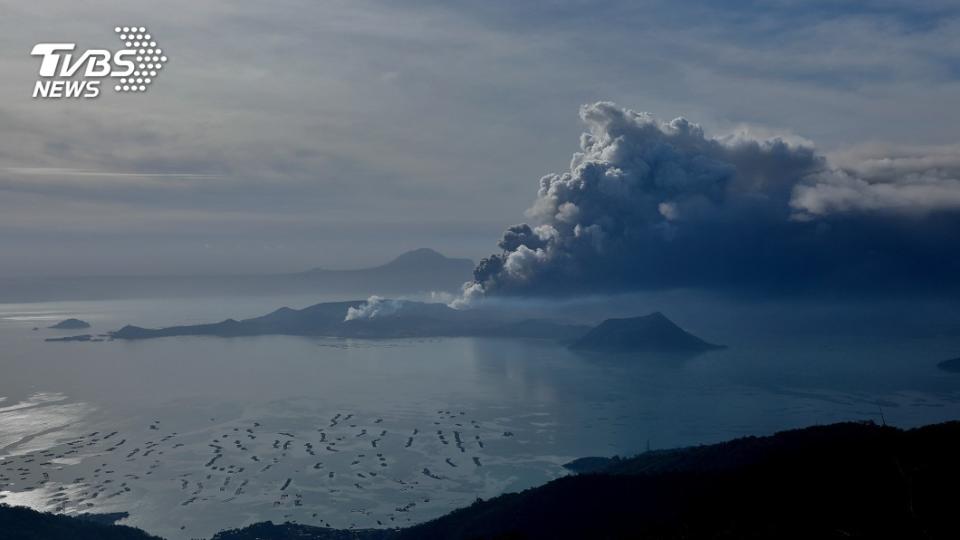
[0,506,160,540]
[6,420,960,539]
[379,420,960,539]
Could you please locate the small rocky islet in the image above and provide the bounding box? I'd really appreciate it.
[48,318,92,330]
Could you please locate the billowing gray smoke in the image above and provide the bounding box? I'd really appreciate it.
[462,102,960,302]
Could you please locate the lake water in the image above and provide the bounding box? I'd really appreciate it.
[1,294,959,539]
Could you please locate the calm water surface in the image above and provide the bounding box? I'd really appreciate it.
[1,295,959,538]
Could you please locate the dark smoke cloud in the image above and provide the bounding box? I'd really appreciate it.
[460,102,960,302]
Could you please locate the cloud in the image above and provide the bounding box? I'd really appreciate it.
[791,170,960,218]
[791,144,960,218]
[462,102,960,300]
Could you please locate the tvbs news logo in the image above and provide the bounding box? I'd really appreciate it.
[31,26,168,99]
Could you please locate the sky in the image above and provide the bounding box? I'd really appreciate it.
[1,0,959,278]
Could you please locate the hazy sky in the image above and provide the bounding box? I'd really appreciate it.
[2,0,959,277]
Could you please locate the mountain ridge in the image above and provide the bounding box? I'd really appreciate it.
[102,306,719,351]
[300,248,471,275]
[108,299,592,341]
[1,248,475,303]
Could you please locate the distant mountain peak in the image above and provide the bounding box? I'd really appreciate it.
[303,248,473,275]
[288,249,474,296]
[384,248,461,267]
[399,247,445,258]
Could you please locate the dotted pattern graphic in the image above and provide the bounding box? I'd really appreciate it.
[113,26,167,93]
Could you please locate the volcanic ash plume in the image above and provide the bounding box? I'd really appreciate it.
[458,102,960,304]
